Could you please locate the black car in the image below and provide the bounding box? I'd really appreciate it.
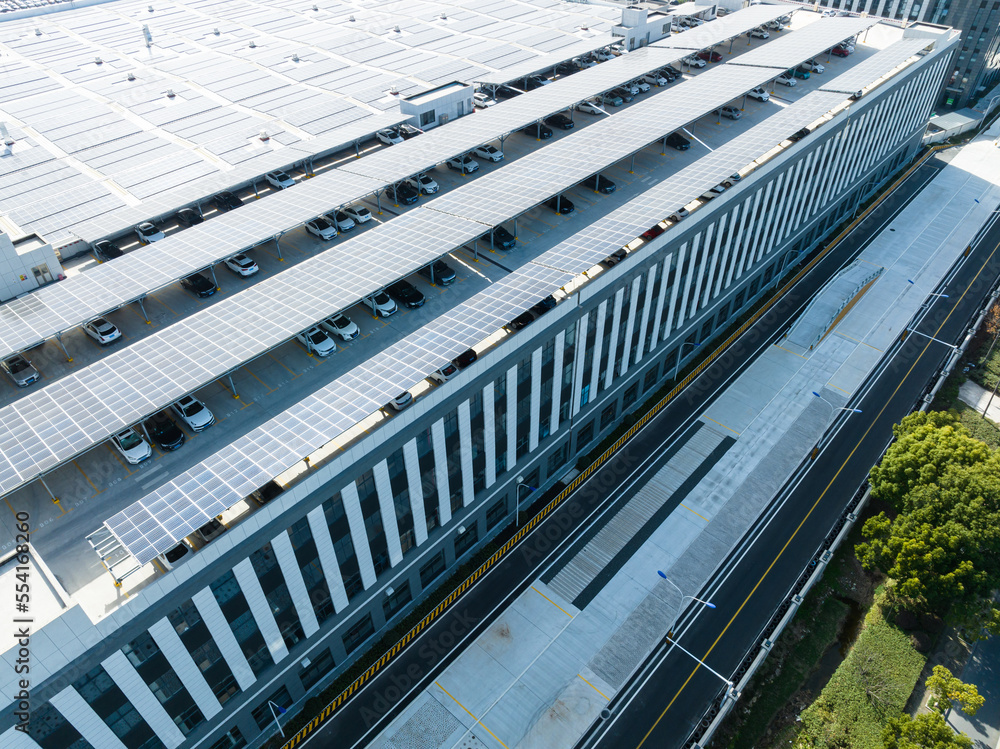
[176,208,203,227]
[419,260,456,285]
[531,296,557,316]
[507,311,535,331]
[489,225,517,250]
[544,113,575,130]
[789,128,810,142]
[215,191,243,212]
[393,182,419,205]
[93,240,123,261]
[666,132,690,151]
[611,87,634,103]
[554,62,577,77]
[603,249,628,268]
[494,85,520,99]
[545,195,575,215]
[453,349,478,368]
[398,124,421,140]
[181,272,217,298]
[144,411,185,451]
[387,280,425,308]
[583,174,616,194]
[520,123,553,139]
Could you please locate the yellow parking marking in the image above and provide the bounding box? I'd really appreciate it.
[73,461,102,495]
[680,503,709,522]
[701,416,740,436]
[106,444,136,475]
[434,682,508,749]
[244,368,276,395]
[148,294,179,318]
[267,352,299,378]
[578,674,610,701]
[532,586,574,618]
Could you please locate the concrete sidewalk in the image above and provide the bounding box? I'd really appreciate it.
[372,139,1000,749]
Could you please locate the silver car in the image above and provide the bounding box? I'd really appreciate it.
[2,355,40,387]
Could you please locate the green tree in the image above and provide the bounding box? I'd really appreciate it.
[883,711,972,749]
[925,666,985,716]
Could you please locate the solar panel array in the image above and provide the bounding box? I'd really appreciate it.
[653,5,791,51]
[472,34,617,85]
[728,17,879,70]
[819,38,934,94]
[0,44,699,361]
[104,87,861,565]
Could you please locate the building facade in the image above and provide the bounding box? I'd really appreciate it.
[3,38,953,749]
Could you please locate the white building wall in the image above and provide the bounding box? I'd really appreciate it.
[148,618,223,719]
[306,507,350,613]
[191,588,257,691]
[102,650,185,749]
[50,686,128,749]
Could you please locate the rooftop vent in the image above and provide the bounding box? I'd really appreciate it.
[94,56,103,65]
[291,52,300,62]
[34,28,42,36]
[142,24,152,47]
[213,27,220,35]
[259,129,270,141]
[313,4,319,10]
[440,12,447,19]
[393,25,401,33]
[348,15,355,22]
[389,85,398,95]
[249,40,257,48]
[0,123,14,147]
[126,72,136,81]
[166,88,176,98]
[148,4,154,12]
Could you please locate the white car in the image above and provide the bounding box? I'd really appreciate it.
[224,254,259,277]
[573,56,597,69]
[172,395,215,432]
[592,50,614,62]
[134,222,165,244]
[158,540,193,571]
[319,313,359,341]
[620,82,640,96]
[83,317,121,345]
[446,155,479,173]
[430,362,459,384]
[683,55,707,68]
[632,79,652,93]
[111,428,152,465]
[296,327,337,357]
[406,174,440,195]
[343,205,373,224]
[748,27,769,39]
[376,128,404,145]
[473,92,496,108]
[362,291,398,317]
[802,59,825,73]
[775,73,796,87]
[389,391,413,411]
[306,218,338,241]
[643,72,668,87]
[575,100,604,115]
[265,171,295,190]
[328,211,356,232]
[473,144,504,162]
[748,86,770,102]
[701,184,726,200]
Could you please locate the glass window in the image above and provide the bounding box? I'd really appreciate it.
[287,517,335,625]
[644,365,660,393]
[251,686,292,730]
[211,571,272,676]
[486,498,507,530]
[577,420,594,448]
[73,666,164,749]
[343,614,375,655]
[209,727,246,749]
[547,441,570,477]
[383,581,413,620]
[299,649,336,691]
[123,633,204,735]
[622,383,639,410]
[323,494,363,600]
[601,403,617,431]
[31,702,92,749]
[455,523,479,558]
[420,551,447,588]
[250,542,305,650]
[420,110,435,127]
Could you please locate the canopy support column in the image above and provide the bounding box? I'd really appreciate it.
[55,332,72,363]
[209,265,220,290]
[136,296,150,324]
[38,475,60,507]
[228,374,239,399]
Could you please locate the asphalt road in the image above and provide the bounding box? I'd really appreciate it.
[587,177,1000,748]
[299,156,948,749]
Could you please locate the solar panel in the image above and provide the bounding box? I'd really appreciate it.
[652,5,792,51]
[728,17,879,70]
[819,38,933,94]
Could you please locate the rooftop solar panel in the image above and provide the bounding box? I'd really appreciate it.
[728,17,878,70]
[818,38,933,94]
[652,5,792,51]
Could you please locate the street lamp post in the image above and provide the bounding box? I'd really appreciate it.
[664,633,739,704]
[903,328,959,350]
[268,701,287,738]
[674,340,702,381]
[657,571,716,636]
[812,391,862,414]
[515,475,536,528]
[907,279,949,299]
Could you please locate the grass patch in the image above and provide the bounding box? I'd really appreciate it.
[795,590,925,749]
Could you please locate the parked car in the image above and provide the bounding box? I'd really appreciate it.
[111,427,152,464]
[601,92,624,107]
[431,362,459,384]
[632,79,651,93]
[398,124,421,140]
[575,100,604,115]
[544,113,575,130]
[175,208,203,227]
[603,249,629,268]
[2,354,40,388]
[802,59,825,73]
[224,253,259,277]
[214,190,243,212]
[765,19,784,30]
[719,105,741,120]
[83,317,121,345]
[393,182,420,204]
[453,349,478,368]
[473,144,504,162]
[788,127,811,142]
[748,86,769,102]
[446,155,479,173]
[329,211,356,231]
[265,170,295,189]
[697,50,723,63]
[723,173,743,187]
[520,123,553,139]
[172,395,215,432]
[343,204,373,224]
[530,296,557,316]
[376,127,404,145]
[573,56,598,69]
[319,313,359,341]
[830,45,851,57]
[643,72,668,87]
[748,27,769,39]
[554,62,577,77]
[362,291,398,317]
[545,195,575,214]
[473,92,496,108]
[523,75,550,89]
[611,87,634,103]
[493,84,520,99]
[180,272,217,298]
[93,240,123,261]
[507,312,534,331]
[134,221,164,244]
[775,72,796,86]
[641,225,665,241]
[701,184,726,200]
[666,132,690,150]
[791,67,810,79]
[669,207,690,222]
[389,392,413,411]
[144,411,185,451]
[406,174,440,195]
[196,519,226,544]
[387,280,425,308]
[296,326,337,357]
[683,55,706,68]
[306,218,338,240]
[583,174,616,194]
[489,225,517,250]
[419,260,456,285]
[158,540,193,571]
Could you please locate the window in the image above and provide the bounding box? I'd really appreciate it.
[420,110,435,127]
[383,581,413,620]
[644,365,660,393]
[299,649,336,691]
[420,551,447,588]
[251,686,292,730]
[210,727,246,749]
[31,264,53,284]
[455,523,479,557]
[547,441,570,477]
[343,614,375,654]
[486,499,508,530]
[577,420,594,448]
[30,702,90,749]
[600,403,617,431]
[622,383,639,410]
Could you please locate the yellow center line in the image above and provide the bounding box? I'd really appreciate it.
[434,681,509,749]
[578,673,610,701]
[636,236,1000,749]
[531,585,574,618]
[680,503,709,522]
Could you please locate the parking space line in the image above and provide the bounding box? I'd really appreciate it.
[148,294,179,318]
[73,460,103,495]
[244,368,276,395]
[267,352,299,377]
[106,444,136,476]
